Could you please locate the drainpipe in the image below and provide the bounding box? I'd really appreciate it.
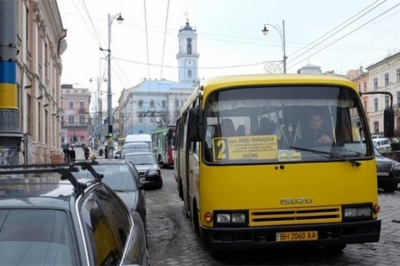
[0,0,23,165]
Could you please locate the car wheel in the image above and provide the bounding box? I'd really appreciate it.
[155,177,163,189]
[383,184,398,192]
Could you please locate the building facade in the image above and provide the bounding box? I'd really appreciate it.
[60,84,91,147]
[1,0,66,164]
[366,52,400,136]
[345,67,370,125]
[116,20,199,138]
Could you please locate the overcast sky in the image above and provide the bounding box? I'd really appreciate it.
[57,0,400,105]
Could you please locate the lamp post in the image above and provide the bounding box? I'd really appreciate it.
[100,13,124,158]
[261,20,287,74]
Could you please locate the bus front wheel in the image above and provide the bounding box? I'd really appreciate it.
[191,201,200,233]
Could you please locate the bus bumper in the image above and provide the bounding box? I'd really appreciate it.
[200,219,381,251]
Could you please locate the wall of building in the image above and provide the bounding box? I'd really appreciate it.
[14,0,66,164]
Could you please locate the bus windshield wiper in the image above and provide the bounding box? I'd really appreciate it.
[289,146,361,167]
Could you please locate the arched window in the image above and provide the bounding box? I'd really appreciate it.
[187,38,192,54]
[188,69,192,79]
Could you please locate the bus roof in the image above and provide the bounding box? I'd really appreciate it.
[180,74,357,114]
[201,74,356,91]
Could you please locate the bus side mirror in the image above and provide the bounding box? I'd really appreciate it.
[188,107,204,141]
[384,108,394,138]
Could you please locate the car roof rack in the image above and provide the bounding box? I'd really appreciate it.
[0,162,104,195]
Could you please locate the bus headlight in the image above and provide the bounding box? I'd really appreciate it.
[343,205,372,219]
[215,211,247,225]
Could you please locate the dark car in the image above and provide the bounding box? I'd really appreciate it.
[125,152,163,189]
[0,163,149,266]
[375,147,400,192]
[73,159,148,225]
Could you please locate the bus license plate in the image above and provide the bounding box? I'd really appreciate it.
[276,231,318,242]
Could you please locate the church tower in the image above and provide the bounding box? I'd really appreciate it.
[177,20,199,82]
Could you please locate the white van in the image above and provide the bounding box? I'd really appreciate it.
[372,137,391,151]
[125,134,152,150]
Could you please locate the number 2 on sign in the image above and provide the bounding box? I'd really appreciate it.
[216,139,227,160]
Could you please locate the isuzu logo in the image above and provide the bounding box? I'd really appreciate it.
[280,197,312,205]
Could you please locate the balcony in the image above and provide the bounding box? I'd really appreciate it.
[61,122,91,128]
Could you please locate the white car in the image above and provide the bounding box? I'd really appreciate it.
[372,137,391,151]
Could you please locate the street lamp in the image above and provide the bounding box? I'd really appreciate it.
[100,13,124,158]
[261,20,287,74]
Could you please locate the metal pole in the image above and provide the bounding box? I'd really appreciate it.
[282,20,287,74]
[107,14,114,158]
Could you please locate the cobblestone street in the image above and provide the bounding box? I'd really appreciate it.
[146,168,400,265]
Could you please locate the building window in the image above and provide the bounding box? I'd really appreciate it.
[397,69,400,82]
[358,84,361,92]
[364,81,367,92]
[188,69,192,79]
[385,73,389,86]
[397,92,400,108]
[374,121,379,134]
[150,100,154,108]
[138,100,143,108]
[175,99,179,107]
[162,100,166,108]
[385,95,389,108]
[80,101,84,108]
[69,116,74,124]
[79,116,85,124]
[26,7,30,53]
[187,38,192,54]
[373,78,378,90]
[69,101,74,109]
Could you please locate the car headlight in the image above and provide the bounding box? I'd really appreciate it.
[393,162,400,170]
[343,205,372,220]
[147,165,160,176]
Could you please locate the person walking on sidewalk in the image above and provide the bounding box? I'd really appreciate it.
[70,147,76,163]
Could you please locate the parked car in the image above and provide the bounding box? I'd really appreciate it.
[125,152,163,189]
[373,137,391,151]
[375,147,400,192]
[73,159,149,225]
[0,163,149,266]
[114,149,121,158]
[121,142,152,158]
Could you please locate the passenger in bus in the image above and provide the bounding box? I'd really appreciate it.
[302,112,332,146]
[236,125,246,136]
[221,118,236,137]
[253,117,272,135]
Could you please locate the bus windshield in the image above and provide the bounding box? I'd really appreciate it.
[204,85,372,164]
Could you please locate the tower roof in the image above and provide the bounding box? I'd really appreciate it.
[180,21,195,32]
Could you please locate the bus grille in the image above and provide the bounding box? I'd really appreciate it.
[249,206,341,226]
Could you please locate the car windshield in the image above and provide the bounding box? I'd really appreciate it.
[75,164,138,191]
[125,154,157,165]
[0,209,77,265]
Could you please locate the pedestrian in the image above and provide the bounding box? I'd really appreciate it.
[63,144,70,162]
[70,147,76,163]
[84,145,90,160]
[105,145,108,159]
